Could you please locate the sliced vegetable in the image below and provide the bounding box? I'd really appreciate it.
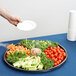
[13,56,43,70]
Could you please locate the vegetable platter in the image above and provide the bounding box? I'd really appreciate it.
[3,39,68,72]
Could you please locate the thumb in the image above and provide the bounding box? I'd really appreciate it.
[16,16,22,22]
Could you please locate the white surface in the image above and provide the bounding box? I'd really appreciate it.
[0,0,76,41]
[67,10,76,41]
[17,20,37,31]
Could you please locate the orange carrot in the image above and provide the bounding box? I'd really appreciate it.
[6,44,30,56]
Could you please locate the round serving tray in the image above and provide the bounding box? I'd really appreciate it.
[3,45,68,72]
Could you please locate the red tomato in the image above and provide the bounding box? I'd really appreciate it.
[44,49,47,52]
[63,52,66,57]
[48,46,51,48]
[45,52,48,55]
[56,49,60,52]
[54,53,58,57]
[50,51,53,54]
[46,55,50,58]
[60,56,64,61]
[57,56,61,60]
[47,48,50,50]
[57,61,60,65]
[54,63,57,66]
[53,49,57,53]
[51,54,54,58]
[56,46,60,49]
[58,50,61,54]
[48,46,52,49]
[53,47,56,49]
[49,52,52,56]
[58,60,62,63]
[60,49,64,52]
[54,58,57,63]
[49,50,52,52]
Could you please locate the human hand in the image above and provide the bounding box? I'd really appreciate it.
[0,6,22,26]
[7,15,22,26]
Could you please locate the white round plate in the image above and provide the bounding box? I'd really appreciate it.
[17,20,37,31]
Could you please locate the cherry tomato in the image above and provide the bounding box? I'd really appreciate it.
[48,46,52,49]
[49,50,52,52]
[56,49,60,52]
[51,54,54,58]
[63,52,66,57]
[60,49,64,52]
[52,57,56,62]
[54,58,57,63]
[51,51,54,53]
[49,52,52,56]
[46,55,50,58]
[60,56,64,61]
[44,49,47,52]
[58,60,62,63]
[53,49,57,53]
[54,63,57,66]
[54,53,58,57]
[57,56,61,60]
[56,46,60,49]
[59,54,62,57]
[47,48,50,50]
[53,47,56,49]
[58,50,61,54]
[57,61,60,65]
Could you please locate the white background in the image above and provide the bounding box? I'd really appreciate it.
[0,0,76,41]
